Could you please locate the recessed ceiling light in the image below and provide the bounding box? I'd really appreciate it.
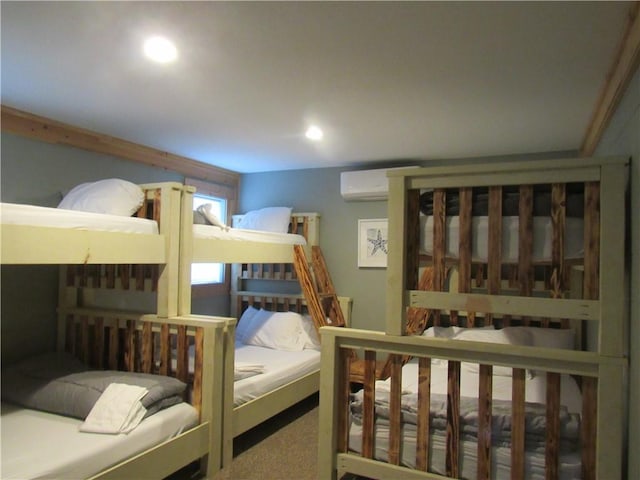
[143,36,178,63]
[305,125,324,141]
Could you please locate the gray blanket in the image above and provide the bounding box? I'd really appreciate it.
[2,352,186,420]
[350,390,580,453]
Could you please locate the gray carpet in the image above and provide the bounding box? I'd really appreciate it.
[212,394,320,480]
[169,394,320,480]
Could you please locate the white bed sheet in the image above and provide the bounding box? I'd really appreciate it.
[420,215,584,262]
[0,202,158,234]
[193,224,306,245]
[233,342,320,407]
[349,360,583,479]
[0,401,197,479]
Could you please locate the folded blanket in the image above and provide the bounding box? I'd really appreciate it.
[350,391,580,454]
[80,383,148,434]
[235,362,265,381]
[2,352,186,421]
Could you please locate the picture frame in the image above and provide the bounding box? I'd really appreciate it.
[357,218,388,268]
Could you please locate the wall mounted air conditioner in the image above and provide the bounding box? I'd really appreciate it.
[340,167,415,201]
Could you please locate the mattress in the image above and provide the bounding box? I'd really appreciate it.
[0,202,159,234]
[420,215,584,263]
[233,342,320,407]
[0,401,198,479]
[349,360,583,479]
[193,224,306,245]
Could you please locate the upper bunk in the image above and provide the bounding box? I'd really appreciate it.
[178,185,322,316]
[180,185,319,266]
[1,181,182,266]
[385,156,628,358]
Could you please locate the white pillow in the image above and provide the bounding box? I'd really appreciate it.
[243,309,307,351]
[301,314,321,349]
[422,325,494,339]
[235,207,292,233]
[58,179,144,216]
[453,328,533,377]
[525,327,576,350]
[235,306,260,343]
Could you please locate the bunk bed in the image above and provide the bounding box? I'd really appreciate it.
[178,186,350,467]
[318,156,628,480]
[1,181,228,478]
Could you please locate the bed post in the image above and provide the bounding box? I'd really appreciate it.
[318,329,342,480]
[595,161,628,479]
[178,185,196,317]
[386,173,408,336]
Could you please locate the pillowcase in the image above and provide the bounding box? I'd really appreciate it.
[243,309,308,351]
[58,178,145,216]
[524,327,576,350]
[197,203,228,230]
[452,328,533,377]
[421,325,494,339]
[301,314,321,349]
[236,306,260,343]
[235,207,292,233]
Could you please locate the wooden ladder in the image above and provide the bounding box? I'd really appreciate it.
[293,245,346,331]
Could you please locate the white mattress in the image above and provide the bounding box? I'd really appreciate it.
[349,360,583,479]
[193,224,306,245]
[420,215,584,262]
[0,202,159,234]
[0,401,198,479]
[233,342,320,407]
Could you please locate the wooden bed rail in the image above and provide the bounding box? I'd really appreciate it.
[318,326,626,480]
[58,308,229,417]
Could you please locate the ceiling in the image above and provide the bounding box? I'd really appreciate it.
[0,1,632,174]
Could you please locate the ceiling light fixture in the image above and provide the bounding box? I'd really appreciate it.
[143,36,178,63]
[305,125,324,141]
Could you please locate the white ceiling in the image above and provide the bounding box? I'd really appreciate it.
[0,1,631,173]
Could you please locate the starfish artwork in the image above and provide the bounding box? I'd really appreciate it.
[367,228,388,256]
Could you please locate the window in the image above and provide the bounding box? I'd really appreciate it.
[191,193,226,285]
[185,177,238,298]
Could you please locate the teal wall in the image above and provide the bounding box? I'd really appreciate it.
[593,66,639,480]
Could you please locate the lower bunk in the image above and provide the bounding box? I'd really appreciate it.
[318,326,624,480]
[221,293,352,467]
[0,309,228,480]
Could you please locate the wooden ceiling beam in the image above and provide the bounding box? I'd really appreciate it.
[581,1,640,157]
[1,105,240,187]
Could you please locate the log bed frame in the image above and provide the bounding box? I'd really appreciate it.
[318,156,629,480]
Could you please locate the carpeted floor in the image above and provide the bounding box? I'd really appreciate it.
[212,394,320,480]
[169,393,321,480]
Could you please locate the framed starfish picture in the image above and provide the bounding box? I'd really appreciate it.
[357,218,388,268]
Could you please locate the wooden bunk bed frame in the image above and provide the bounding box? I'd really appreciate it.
[318,156,628,480]
[178,184,320,316]
[59,182,183,319]
[1,182,229,478]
